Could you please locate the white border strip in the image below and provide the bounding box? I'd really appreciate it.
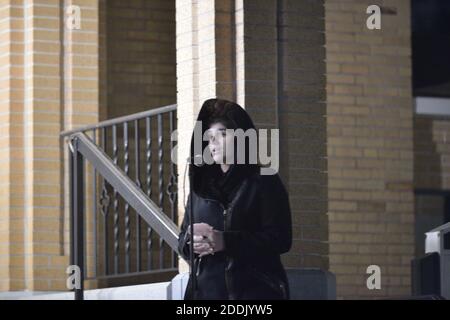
[415,96,450,116]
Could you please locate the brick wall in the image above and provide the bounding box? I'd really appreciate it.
[105,0,176,119]
[325,0,415,298]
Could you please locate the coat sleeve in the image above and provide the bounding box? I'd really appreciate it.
[222,174,292,260]
[177,193,198,262]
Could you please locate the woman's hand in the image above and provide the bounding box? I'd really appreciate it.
[193,235,214,257]
[187,223,225,256]
[187,223,214,257]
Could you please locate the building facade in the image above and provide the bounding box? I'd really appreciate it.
[0,0,448,299]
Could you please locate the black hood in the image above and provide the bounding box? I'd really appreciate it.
[189,98,260,204]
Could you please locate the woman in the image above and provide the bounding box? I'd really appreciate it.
[178,98,292,300]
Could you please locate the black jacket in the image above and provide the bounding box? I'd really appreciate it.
[178,98,292,300]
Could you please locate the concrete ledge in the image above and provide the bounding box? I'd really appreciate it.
[167,269,336,300]
[167,272,190,300]
[0,291,59,300]
[286,268,336,300]
[1,282,170,300]
[1,268,336,300]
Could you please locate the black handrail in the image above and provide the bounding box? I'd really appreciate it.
[64,104,180,300]
[70,132,180,250]
[68,132,180,300]
[60,104,177,137]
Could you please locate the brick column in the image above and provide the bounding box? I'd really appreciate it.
[0,0,67,292]
[176,0,328,272]
[240,0,328,270]
[0,0,100,292]
[0,0,22,291]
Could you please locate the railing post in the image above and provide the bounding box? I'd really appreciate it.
[70,137,85,300]
[62,105,179,288]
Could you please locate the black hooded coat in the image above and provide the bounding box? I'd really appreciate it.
[178,98,292,300]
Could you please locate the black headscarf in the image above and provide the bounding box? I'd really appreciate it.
[189,98,260,206]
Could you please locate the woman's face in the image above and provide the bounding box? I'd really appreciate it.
[206,122,234,164]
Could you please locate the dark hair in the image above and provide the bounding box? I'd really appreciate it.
[206,116,236,130]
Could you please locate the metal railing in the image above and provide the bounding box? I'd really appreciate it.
[61,104,179,300]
